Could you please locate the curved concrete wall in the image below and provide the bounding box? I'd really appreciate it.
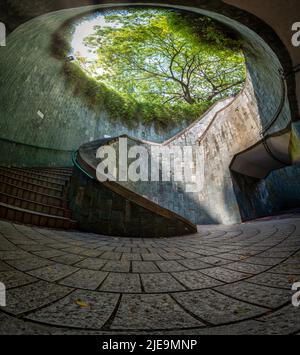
[0,3,299,225]
[0,4,201,168]
[72,75,296,225]
[0,3,292,167]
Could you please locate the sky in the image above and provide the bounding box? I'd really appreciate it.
[71,16,103,59]
[71,13,121,60]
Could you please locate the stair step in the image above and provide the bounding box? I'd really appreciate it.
[0,181,67,208]
[0,203,77,230]
[0,175,64,198]
[0,166,77,230]
[0,192,71,218]
[4,167,70,184]
[10,167,72,180]
[0,168,67,190]
[29,168,73,177]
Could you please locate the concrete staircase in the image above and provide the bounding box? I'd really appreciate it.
[0,166,77,229]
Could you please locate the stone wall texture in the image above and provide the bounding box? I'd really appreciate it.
[68,167,195,237]
[0,3,299,226]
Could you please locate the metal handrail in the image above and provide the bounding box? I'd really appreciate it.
[259,68,290,165]
[72,150,95,180]
[260,69,287,136]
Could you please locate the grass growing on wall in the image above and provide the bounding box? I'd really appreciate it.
[51,9,244,130]
[62,60,209,130]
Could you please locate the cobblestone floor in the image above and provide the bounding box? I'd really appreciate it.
[0,216,300,335]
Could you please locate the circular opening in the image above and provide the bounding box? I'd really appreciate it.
[55,7,246,128]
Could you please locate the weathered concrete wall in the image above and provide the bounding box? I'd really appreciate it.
[0,5,192,168]
[168,76,262,224]
[290,122,300,164]
[0,2,293,167]
[0,2,299,225]
[225,0,300,119]
[98,71,298,225]
[68,167,195,237]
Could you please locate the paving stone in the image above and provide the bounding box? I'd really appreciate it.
[28,263,79,282]
[77,249,104,257]
[6,256,55,271]
[0,237,18,251]
[269,262,300,275]
[172,270,223,289]
[228,249,260,256]
[132,261,160,273]
[194,320,266,335]
[59,269,108,290]
[19,244,51,252]
[95,246,115,252]
[141,253,163,261]
[216,281,291,309]
[73,258,107,270]
[0,311,55,335]
[102,260,130,272]
[217,253,250,261]
[141,273,186,293]
[243,256,285,266]
[258,250,295,258]
[158,252,183,260]
[224,262,271,274]
[1,218,300,334]
[199,267,250,283]
[0,250,31,260]
[33,249,67,258]
[173,289,267,324]
[178,258,212,270]
[131,248,149,254]
[3,281,73,315]
[115,247,131,253]
[46,243,71,249]
[61,246,103,257]
[121,253,142,261]
[199,256,232,266]
[175,251,203,259]
[50,254,86,265]
[155,260,187,272]
[111,294,203,330]
[0,260,13,271]
[247,272,299,289]
[100,252,122,260]
[100,273,142,293]
[253,304,300,335]
[27,290,119,329]
[0,270,37,289]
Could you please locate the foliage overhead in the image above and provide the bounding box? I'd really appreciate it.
[64,8,246,128]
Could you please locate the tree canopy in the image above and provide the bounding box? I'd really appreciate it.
[69,8,246,127]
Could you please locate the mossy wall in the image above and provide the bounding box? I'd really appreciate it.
[0,5,189,167]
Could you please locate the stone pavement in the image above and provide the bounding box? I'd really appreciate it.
[0,216,299,335]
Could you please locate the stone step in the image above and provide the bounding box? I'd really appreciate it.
[0,202,77,229]
[0,168,66,190]
[0,192,71,218]
[0,181,66,208]
[0,174,64,198]
[29,168,74,177]
[4,167,70,184]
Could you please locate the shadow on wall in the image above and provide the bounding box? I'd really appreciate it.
[231,165,300,221]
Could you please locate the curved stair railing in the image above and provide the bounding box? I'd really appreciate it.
[72,138,197,236]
